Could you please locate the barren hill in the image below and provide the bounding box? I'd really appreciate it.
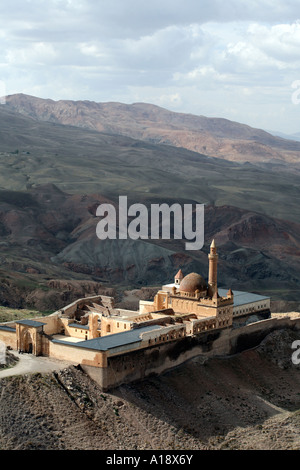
[5,93,300,167]
[0,103,300,223]
[0,102,300,308]
[0,327,299,450]
[0,183,300,311]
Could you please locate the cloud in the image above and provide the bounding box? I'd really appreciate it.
[6,43,57,66]
[2,0,300,41]
[248,22,300,63]
[1,0,300,132]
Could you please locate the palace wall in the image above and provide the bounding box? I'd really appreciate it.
[81,316,300,391]
[61,320,88,339]
[58,295,104,317]
[233,299,271,318]
[48,339,107,367]
[35,314,60,335]
[0,326,17,349]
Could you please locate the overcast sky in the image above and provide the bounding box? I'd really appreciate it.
[1,0,300,134]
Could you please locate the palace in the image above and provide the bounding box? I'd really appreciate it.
[0,240,272,389]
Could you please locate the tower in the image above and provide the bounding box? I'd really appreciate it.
[174,269,184,285]
[208,239,218,296]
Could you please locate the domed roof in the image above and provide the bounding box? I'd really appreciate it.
[179,272,207,293]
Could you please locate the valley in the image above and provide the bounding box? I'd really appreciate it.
[0,98,299,311]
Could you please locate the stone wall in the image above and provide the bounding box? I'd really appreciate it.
[233,299,271,317]
[34,314,60,336]
[62,320,88,339]
[82,316,300,391]
[0,327,17,350]
[48,340,107,367]
[58,295,106,317]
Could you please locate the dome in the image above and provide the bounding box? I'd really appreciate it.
[179,272,207,293]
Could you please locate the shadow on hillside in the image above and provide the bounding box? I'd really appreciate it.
[110,336,300,443]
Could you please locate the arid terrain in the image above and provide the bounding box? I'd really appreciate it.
[0,182,300,311]
[0,96,299,309]
[6,93,300,169]
[0,323,299,450]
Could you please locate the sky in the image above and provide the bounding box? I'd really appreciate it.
[1,0,300,134]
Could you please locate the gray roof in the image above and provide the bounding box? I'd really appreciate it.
[69,323,89,330]
[218,289,270,307]
[52,324,162,351]
[0,325,16,332]
[15,319,46,328]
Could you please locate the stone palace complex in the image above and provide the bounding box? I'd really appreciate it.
[0,241,274,389]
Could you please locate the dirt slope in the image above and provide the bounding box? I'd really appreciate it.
[0,328,299,450]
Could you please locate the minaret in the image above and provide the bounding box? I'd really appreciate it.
[208,239,218,296]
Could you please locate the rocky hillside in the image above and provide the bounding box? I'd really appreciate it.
[0,101,299,308]
[2,102,300,223]
[0,183,300,310]
[5,93,300,168]
[0,327,299,450]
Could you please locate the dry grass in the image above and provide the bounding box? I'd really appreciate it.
[0,306,42,323]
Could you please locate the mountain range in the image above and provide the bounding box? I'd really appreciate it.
[0,94,299,310]
[5,93,300,169]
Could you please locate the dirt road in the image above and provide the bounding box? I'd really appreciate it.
[0,351,75,378]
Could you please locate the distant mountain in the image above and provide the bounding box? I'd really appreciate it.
[5,93,300,168]
[292,132,300,140]
[1,103,299,223]
[267,129,300,142]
